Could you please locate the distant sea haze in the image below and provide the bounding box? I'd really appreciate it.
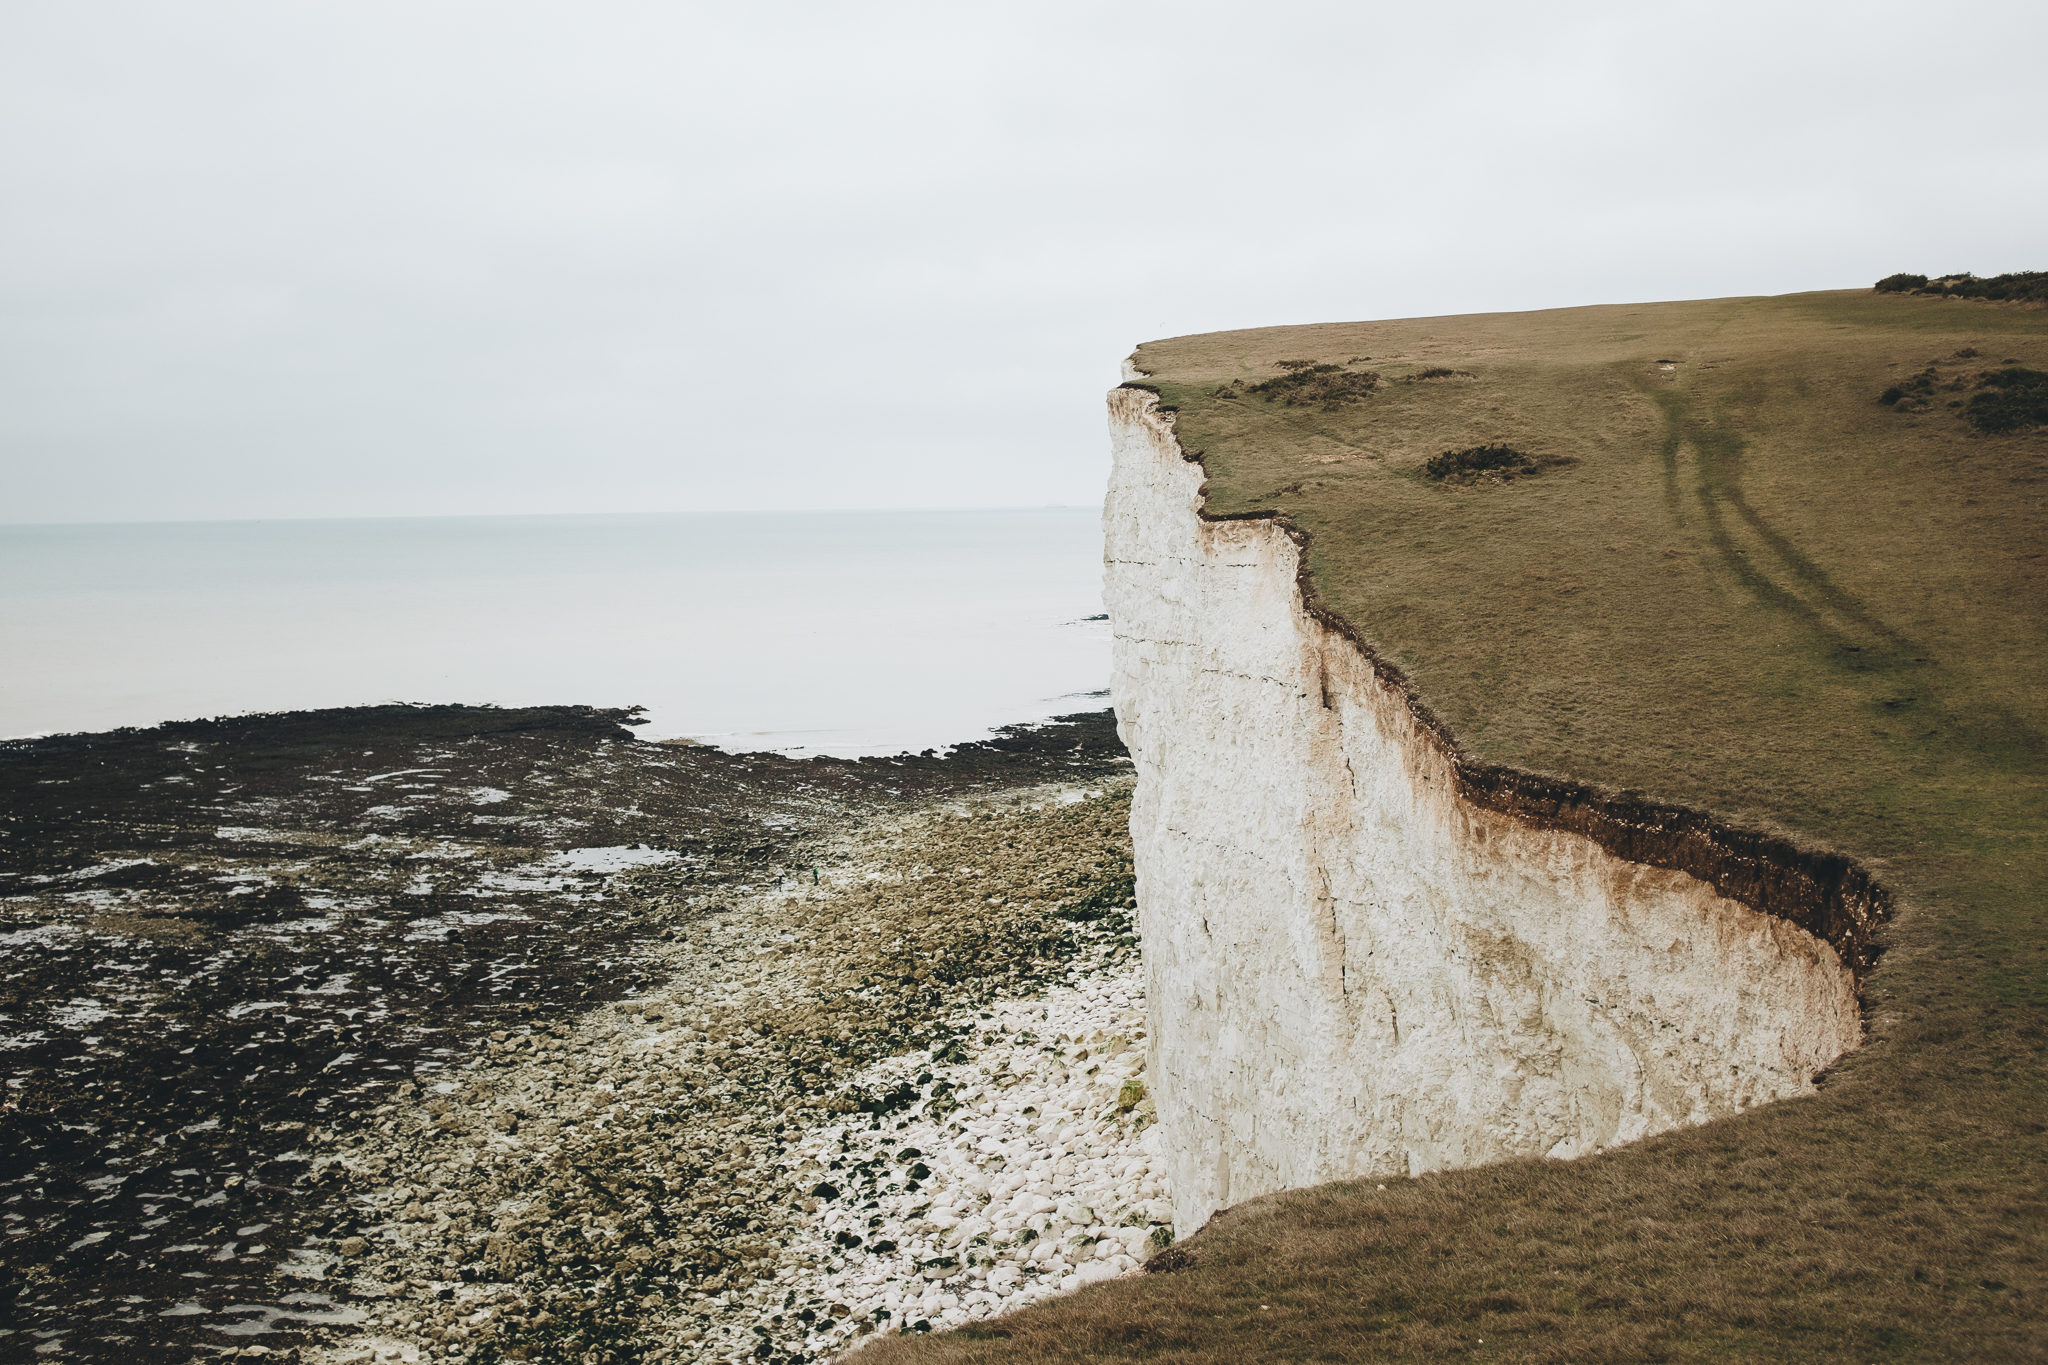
[0,509,1111,757]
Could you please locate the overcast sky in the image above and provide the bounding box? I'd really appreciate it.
[3,0,2043,524]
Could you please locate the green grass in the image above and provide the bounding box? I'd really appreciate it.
[866,289,2048,1361]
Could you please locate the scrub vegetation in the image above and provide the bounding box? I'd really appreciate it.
[1422,443,1563,483]
[1876,269,2048,304]
[875,285,2048,1361]
[1235,360,1382,410]
[1878,354,2048,434]
[1965,366,2048,434]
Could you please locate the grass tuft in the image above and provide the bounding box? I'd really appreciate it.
[1878,365,1946,410]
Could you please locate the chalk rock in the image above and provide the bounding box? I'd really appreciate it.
[1104,377,1865,1234]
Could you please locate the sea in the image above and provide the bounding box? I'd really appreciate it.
[0,507,1113,756]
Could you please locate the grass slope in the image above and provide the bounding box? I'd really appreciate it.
[868,289,2048,1362]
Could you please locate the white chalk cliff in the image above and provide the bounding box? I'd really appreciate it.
[1102,379,1866,1234]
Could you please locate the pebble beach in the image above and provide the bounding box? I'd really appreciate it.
[308,777,1148,1365]
[1,705,1137,1364]
[773,940,1163,1355]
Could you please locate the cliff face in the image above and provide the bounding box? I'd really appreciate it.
[1103,382,1863,1234]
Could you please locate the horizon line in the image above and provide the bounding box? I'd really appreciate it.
[0,503,1106,533]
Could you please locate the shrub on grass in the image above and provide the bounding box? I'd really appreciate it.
[1873,270,2048,304]
[1879,366,1940,411]
[1960,272,2048,303]
[1246,359,1382,411]
[1404,367,1475,382]
[1964,367,2048,434]
[1425,444,1539,482]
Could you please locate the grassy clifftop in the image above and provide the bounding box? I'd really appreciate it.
[1140,289,2046,861]
[869,289,2048,1361]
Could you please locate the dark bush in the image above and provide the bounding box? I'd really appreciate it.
[1964,367,2048,434]
[1404,366,1475,382]
[1965,272,2048,303]
[1246,359,1382,411]
[1879,365,1940,411]
[1874,270,2048,304]
[1425,444,1540,482]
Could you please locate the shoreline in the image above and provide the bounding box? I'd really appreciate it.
[0,703,1134,1364]
[0,688,1119,766]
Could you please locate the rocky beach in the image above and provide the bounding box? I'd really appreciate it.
[0,704,1136,1363]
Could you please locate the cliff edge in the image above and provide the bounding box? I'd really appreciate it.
[1105,383,1864,1231]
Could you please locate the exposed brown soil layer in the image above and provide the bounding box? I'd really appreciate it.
[0,704,1127,1363]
